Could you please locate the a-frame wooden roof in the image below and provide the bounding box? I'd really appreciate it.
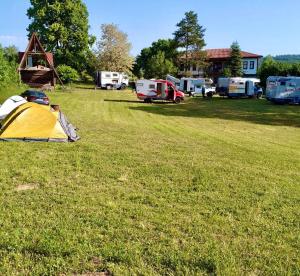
[18,33,63,85]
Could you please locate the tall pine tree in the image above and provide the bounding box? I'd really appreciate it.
[27,0,95,71]
[174,11,206,76]
[229,42,243,77]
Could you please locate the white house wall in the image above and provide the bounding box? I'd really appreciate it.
[180,57,262,77]
[242,58,260,75]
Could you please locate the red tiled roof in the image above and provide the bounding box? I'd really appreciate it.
[206,48,262,59]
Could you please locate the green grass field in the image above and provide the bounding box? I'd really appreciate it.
[0,85,299,275]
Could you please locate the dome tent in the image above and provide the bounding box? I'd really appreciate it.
[0,96,27,120]
[0,102,79,142]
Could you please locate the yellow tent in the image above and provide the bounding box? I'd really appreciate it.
[0,102,71,142]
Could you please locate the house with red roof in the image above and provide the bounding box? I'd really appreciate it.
[179,48,263,81]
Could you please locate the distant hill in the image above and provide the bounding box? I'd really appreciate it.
[273,55,300,63]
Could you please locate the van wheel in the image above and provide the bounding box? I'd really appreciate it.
[174,97,181,104]
[257,93,262,99]
[144,98,152,103]
[106,85,112,90]
[121,83,127,90]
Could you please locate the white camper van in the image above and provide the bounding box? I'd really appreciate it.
[95,71,129,90]
[179,78,215,96]
[266,76,300,104]
[135,79,185,103]
[166,75,180,89]
[217,77,262,98]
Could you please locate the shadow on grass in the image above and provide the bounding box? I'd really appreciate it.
[104,99,171,104]
[129,97,300,127]
[75,85,95,90]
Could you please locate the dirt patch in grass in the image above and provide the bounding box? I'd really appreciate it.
[15,184,38,192]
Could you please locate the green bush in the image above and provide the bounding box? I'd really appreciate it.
[56,65,79,83]
[80,70,93,83]
[0,45,19,86]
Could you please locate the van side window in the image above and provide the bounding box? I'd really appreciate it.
[105,74,111,78]
[149,84,155,89]
[288,82,296,87]
[280,81,286,86]
[113,73,118,77]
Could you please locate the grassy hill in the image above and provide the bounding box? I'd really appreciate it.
[0,86,299,275]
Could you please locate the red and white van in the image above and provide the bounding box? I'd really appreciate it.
[136,79,185,104]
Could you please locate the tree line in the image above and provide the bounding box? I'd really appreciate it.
[0,0,251,85]
[258,56,300,88]
[1,0,300,87]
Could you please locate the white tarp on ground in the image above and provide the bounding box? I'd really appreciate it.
[0,96,27,120]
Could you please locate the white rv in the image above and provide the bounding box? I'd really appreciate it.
[266,76,300,104]
[217,77,262,98]
[166,75,180,89]
[95,71,129,90]
[179,78,215,96]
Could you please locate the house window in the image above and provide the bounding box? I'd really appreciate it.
[213,62,222,72]
[27,55,33,67]
[180,64,185,71]
[192,64,197,71]
[243,61,248,70]
[250,61,255,70]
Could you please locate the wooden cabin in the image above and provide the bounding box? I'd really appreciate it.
[18,33,62,89]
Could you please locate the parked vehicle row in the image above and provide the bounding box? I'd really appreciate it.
[93,72,300,105]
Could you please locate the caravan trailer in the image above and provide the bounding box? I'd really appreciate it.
[136,79,185,103]
[266,76,300,104]
[217,77,262,98]
[95,71,129,90]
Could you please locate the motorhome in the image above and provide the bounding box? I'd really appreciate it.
[95,71,129,90]
[266,76,300,104]
[216,77,262,98]
[136,79,185,104]
[179,78,215,96]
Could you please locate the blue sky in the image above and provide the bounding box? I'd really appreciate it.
[0,0,299,57]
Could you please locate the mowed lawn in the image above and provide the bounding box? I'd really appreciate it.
[0,85,299,275]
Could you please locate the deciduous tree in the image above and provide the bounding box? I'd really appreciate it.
[0,45,18,85]
[96,24,133,73]
[27,0,95,71]
[134,39,178,79]
[147,51,177,79]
